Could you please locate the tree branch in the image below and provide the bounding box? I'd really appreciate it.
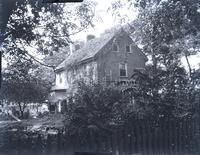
[25,52,55,68]
[18,39,55,68]
[22,102,27,112]
[184,52,192,78]
[0,31,13,42]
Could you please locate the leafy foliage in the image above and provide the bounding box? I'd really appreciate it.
[125,66,192,121]
[2,0,95,67]
[0,58,51,118]
[110,0,200,120]
[65,81,130,137]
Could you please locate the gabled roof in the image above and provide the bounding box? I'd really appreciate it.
[55,28,148,72]
[55,32,115,71]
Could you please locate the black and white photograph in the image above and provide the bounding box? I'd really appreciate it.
[0,0,200,155]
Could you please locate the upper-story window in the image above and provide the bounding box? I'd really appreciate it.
[112,44,118,52]
[126,45,131,53]
[58,73,62,83]
[119,63,127,77]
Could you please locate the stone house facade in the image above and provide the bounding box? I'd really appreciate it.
[49,29,147,112]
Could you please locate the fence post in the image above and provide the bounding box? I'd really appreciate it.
[194,93,200,155]
[141,121,146,155]
[147,121,152,155]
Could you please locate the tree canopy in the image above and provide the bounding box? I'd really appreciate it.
[109,0,200,121]
[0,57,51,118]
[2,0,95,67]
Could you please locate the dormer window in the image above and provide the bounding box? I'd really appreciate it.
[112,44,118,52]
[126,45,131,53]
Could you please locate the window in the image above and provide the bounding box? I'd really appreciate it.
[112,44,118,52]
[119,63,127,77]
[126,45,131,53]
[58,73,62,83]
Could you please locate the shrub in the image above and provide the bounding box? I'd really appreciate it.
[64,81,130,137]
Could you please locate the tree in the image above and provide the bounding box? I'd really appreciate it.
[0,58,51,118]
[109,0,200,119]
[110,0,200,74]
[124,66,191,121]
[114,0,200,76]
[2,0,95,67]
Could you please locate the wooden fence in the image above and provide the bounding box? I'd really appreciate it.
[2,119,199,155]
[71,120,199,155]
[0,119,199,155]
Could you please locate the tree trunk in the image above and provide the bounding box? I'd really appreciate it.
[18,102,25,119]
[152,52,157,76]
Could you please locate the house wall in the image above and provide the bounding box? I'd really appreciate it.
[96,32,147,84]
[55,71,67,87]
[55,32,146,89]
[51,31,147,112]
[56,61,98,90]
[54,31,147,97]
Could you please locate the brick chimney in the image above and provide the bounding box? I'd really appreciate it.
[75,44,81,51]
[87,34,95,41]
[69,41,84,55]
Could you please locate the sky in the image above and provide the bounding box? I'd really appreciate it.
[71,0,117,41]
[71,0,137,41]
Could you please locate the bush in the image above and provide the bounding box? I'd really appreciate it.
[64,81,130,137]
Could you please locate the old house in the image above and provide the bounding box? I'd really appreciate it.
[49,29,147,112]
